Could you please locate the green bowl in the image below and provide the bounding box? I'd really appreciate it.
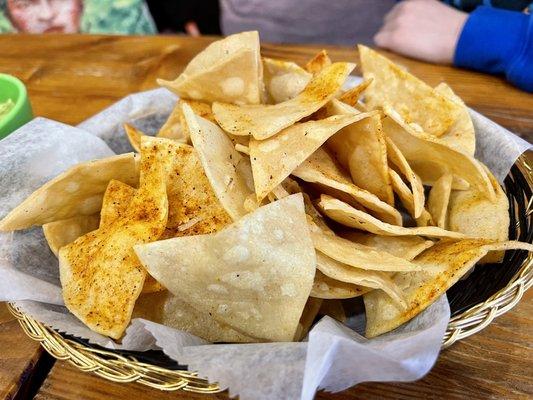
[0,74,33,140]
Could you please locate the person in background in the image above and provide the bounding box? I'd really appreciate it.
[0,0,156,34]
[221,0,533,92]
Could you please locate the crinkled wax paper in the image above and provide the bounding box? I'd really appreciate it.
[0,82,530,400]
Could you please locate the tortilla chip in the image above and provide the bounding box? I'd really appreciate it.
[326,100,393,205]
[385,137,425,218]
[59,137,172,339]
[212,62,355,140]
[292,147,402,225]
[318,194,466,239]
[294,297,323,341]
[340,231,434,261]
[383,105,495,201]
[305,50,332,75]
[157,101,184,141]
[359,45,460,137]
[99,180,135,227]
[134,194,316,342]
[0,153,139,231]
[434,83,475,156]
[43,215,100,257]
[312,270,371,299]
[448,167,509,263]
[389,169,433,226]
[338,78,373,107]
[124,123,144,153]
[316,251,405,309]
[262,57,312,103]
[182,103,255,220]
[133,291,257,343]
[158,31,262,105]
[364,239,533,337]
[250,113,373,200]
[318,299,346,323]
[427,173,453,229]
[308,220,419,272]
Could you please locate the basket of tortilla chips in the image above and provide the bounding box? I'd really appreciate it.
[3,31,532,395]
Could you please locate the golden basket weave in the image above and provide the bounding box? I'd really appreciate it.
[7,155,532,394]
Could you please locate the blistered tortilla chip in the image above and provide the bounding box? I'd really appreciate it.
[212,62,355,140]
[318,299,346,323]
[364,239,533,337]
[305,50,332,75]
[312,270,371,299]
[43,215,100,257]
[359,45,460,137]
[293,147,402,225]
[448,167,509,263]
[158,31,262,105]
[427,173,453,229]
[0,153,139,232]
[338,78,373,107]
[326,100,393,205]
[250,113,372,200]
[385,137,424,218]
[389,169,433,226]
[133,291,256,343]
[182,103,255,220]
[59,137,172,339]
[383,105,494,201]
[434,83,475,156]
[318,195,466,239]
[262,57,312,103]
[134,194,316,342]
[157,101,184,140]
[316,251,406,309]
[294,297,323,341]
[124,123,144,152]
[340,231,434,261]
[308,220,419,272]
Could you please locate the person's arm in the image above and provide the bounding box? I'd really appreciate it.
[375,0,533,92]
[454,6,533,93]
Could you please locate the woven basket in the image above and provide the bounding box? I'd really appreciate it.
[8,154,532,394]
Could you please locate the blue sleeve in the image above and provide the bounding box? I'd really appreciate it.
[454,6,533,93]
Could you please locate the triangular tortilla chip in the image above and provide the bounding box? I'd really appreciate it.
[338,78,373,107]
[359,45,460,137]
[434,83,475,156]
[134,194,316,342]
[158,31,262,105]
[317,252,406,308]
[385,136,425,218]
[43,215,100,257]
[427,173,453,229]
[364,239,533,337]
[133,291,257,343]
[308,221,420,272]
[0,153,139,231]
[157,101,184,141]
[124,123,144,152]
[182,103,255,220]
[305,50,332,75]
[448,167,509,263]
[59,137,172,339]
[318,299,346,323]
[262,57,311,103]
[326,100,393,205]
[212,62,355,140]
[311,270,371,299]
[318,194,466,239]
[389,169,433,226]
[293,147,402,225]
[340,231,434,261]
[383,105,495,201]
[294,297,323,341]
[250,113,373,200]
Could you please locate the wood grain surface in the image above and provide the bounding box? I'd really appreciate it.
[0,34,532,400]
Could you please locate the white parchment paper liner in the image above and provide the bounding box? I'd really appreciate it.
[0,79,530,399]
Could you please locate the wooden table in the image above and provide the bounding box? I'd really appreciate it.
[0,34,532,400]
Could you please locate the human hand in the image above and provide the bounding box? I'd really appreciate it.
[374,0,468,64]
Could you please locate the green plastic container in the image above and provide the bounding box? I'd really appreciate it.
[0,74,33,140]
